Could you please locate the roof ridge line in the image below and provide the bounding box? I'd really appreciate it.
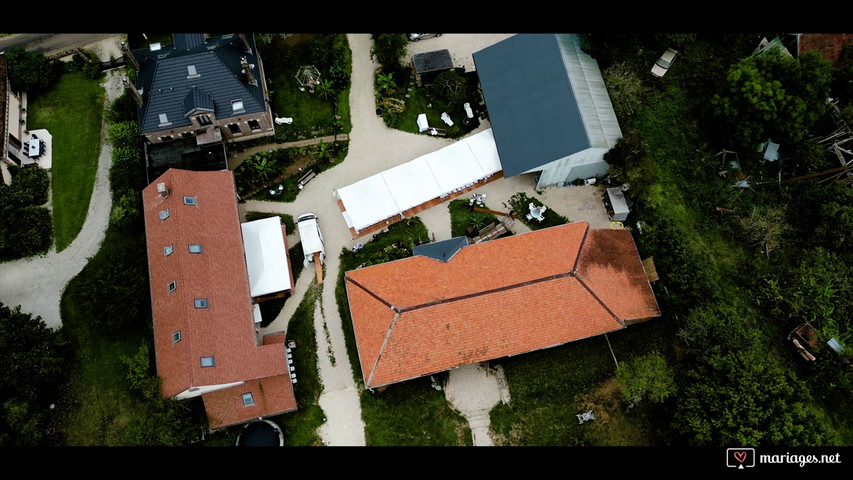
[344,275,394,310]
[574,273,625,327]
[367,310,402,388]
[396,271,573,314]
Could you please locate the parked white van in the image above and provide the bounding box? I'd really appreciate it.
[296,213,325,265]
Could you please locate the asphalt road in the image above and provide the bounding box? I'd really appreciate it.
[0,34,122,56]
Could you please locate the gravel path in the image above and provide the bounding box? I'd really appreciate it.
[1,34,612,446]
[246,33,614,447]
[0,38,125,328]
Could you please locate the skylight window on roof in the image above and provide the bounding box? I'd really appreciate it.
[200,356,215,368]
[188,244,203,254]
[187,65,199,77]
[173,331,181,343]
[159,209,170,220]
[183,196,197,205]
[242,393,254,406]
[168,281,177,292]
[158,113,170,126]
[194,298,209,309]
[164,244,173,256]
[232,99,245,113]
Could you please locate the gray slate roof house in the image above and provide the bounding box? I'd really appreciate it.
[473,34,622,189]
[128,34,274,183]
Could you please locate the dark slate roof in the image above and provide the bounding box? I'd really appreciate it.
[473,34,590,177]
[413,236,469,263]
[412,49,454,74]
[183,86,215,116]
[133,34,265,135]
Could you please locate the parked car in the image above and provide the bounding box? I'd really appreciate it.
[408,33,441,42]
[651,48,678,77]
[296,213,325,265]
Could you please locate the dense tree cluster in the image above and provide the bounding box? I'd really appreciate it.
[712,50,833,149]
[0,166,53,260]
[586,33,853,446]
[0,303,69,446]
[5,47,60,93]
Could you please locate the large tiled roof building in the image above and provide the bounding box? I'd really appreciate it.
[345,221,659,389]
[142,168,296,429]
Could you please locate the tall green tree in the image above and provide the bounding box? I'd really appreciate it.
[673,344,840,446]
[5,46,60,93]
[370,34,408,72]
[0,303,69,446]
[712,50,832,149]
[616,353,676,405]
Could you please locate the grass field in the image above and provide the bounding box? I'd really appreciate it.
[27,72,105,252]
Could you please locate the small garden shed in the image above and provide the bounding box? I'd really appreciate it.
[412,49,454,86]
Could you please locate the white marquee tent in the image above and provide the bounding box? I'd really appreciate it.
[338,128,503,235]
[241,216,292,297]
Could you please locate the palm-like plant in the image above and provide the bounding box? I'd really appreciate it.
[249,154,277,182]
[315,79,337,100]
[315,139,331,160]
[377,71,397,96]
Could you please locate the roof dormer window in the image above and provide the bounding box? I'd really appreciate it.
[158,113,171,127]
[231,99,245,113]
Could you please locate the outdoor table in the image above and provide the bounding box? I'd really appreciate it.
[28,138,41,157]
[529,203,547,222]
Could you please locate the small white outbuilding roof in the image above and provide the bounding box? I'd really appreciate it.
[241,216,291,297]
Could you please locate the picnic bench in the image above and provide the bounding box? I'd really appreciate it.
[298,170,316,189]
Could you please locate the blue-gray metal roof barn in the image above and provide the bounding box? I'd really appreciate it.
[473,34,622,189]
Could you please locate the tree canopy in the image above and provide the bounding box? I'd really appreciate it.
[712,50,833,149]
[0,303,69,446]
[5,46,60,93]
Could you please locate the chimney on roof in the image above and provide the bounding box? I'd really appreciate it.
[120,41,139,71]
[157,182,169,198]
[123,77,143,106]
[241,56,257,86]
[238,33,252,53]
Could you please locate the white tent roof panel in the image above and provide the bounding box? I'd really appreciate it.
[338,128,505,233]
[466,128,503,175]
[337,173,401,231]
[382,157,443,212]
[241,217,291,297]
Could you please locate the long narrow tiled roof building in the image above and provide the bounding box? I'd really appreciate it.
[142,168,296,429]
[345,221,659,389]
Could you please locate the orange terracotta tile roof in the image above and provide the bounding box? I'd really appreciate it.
[345,221,660,389]
[142,168,295,426]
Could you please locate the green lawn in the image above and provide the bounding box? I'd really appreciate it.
[258,34,352,142]
[448,198,500,238]
[27,72,105,252]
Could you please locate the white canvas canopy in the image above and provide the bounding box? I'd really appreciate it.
[337,129,504,234]
[241,217,291,297]
[336,173,402,232]
[383,157,443,212]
